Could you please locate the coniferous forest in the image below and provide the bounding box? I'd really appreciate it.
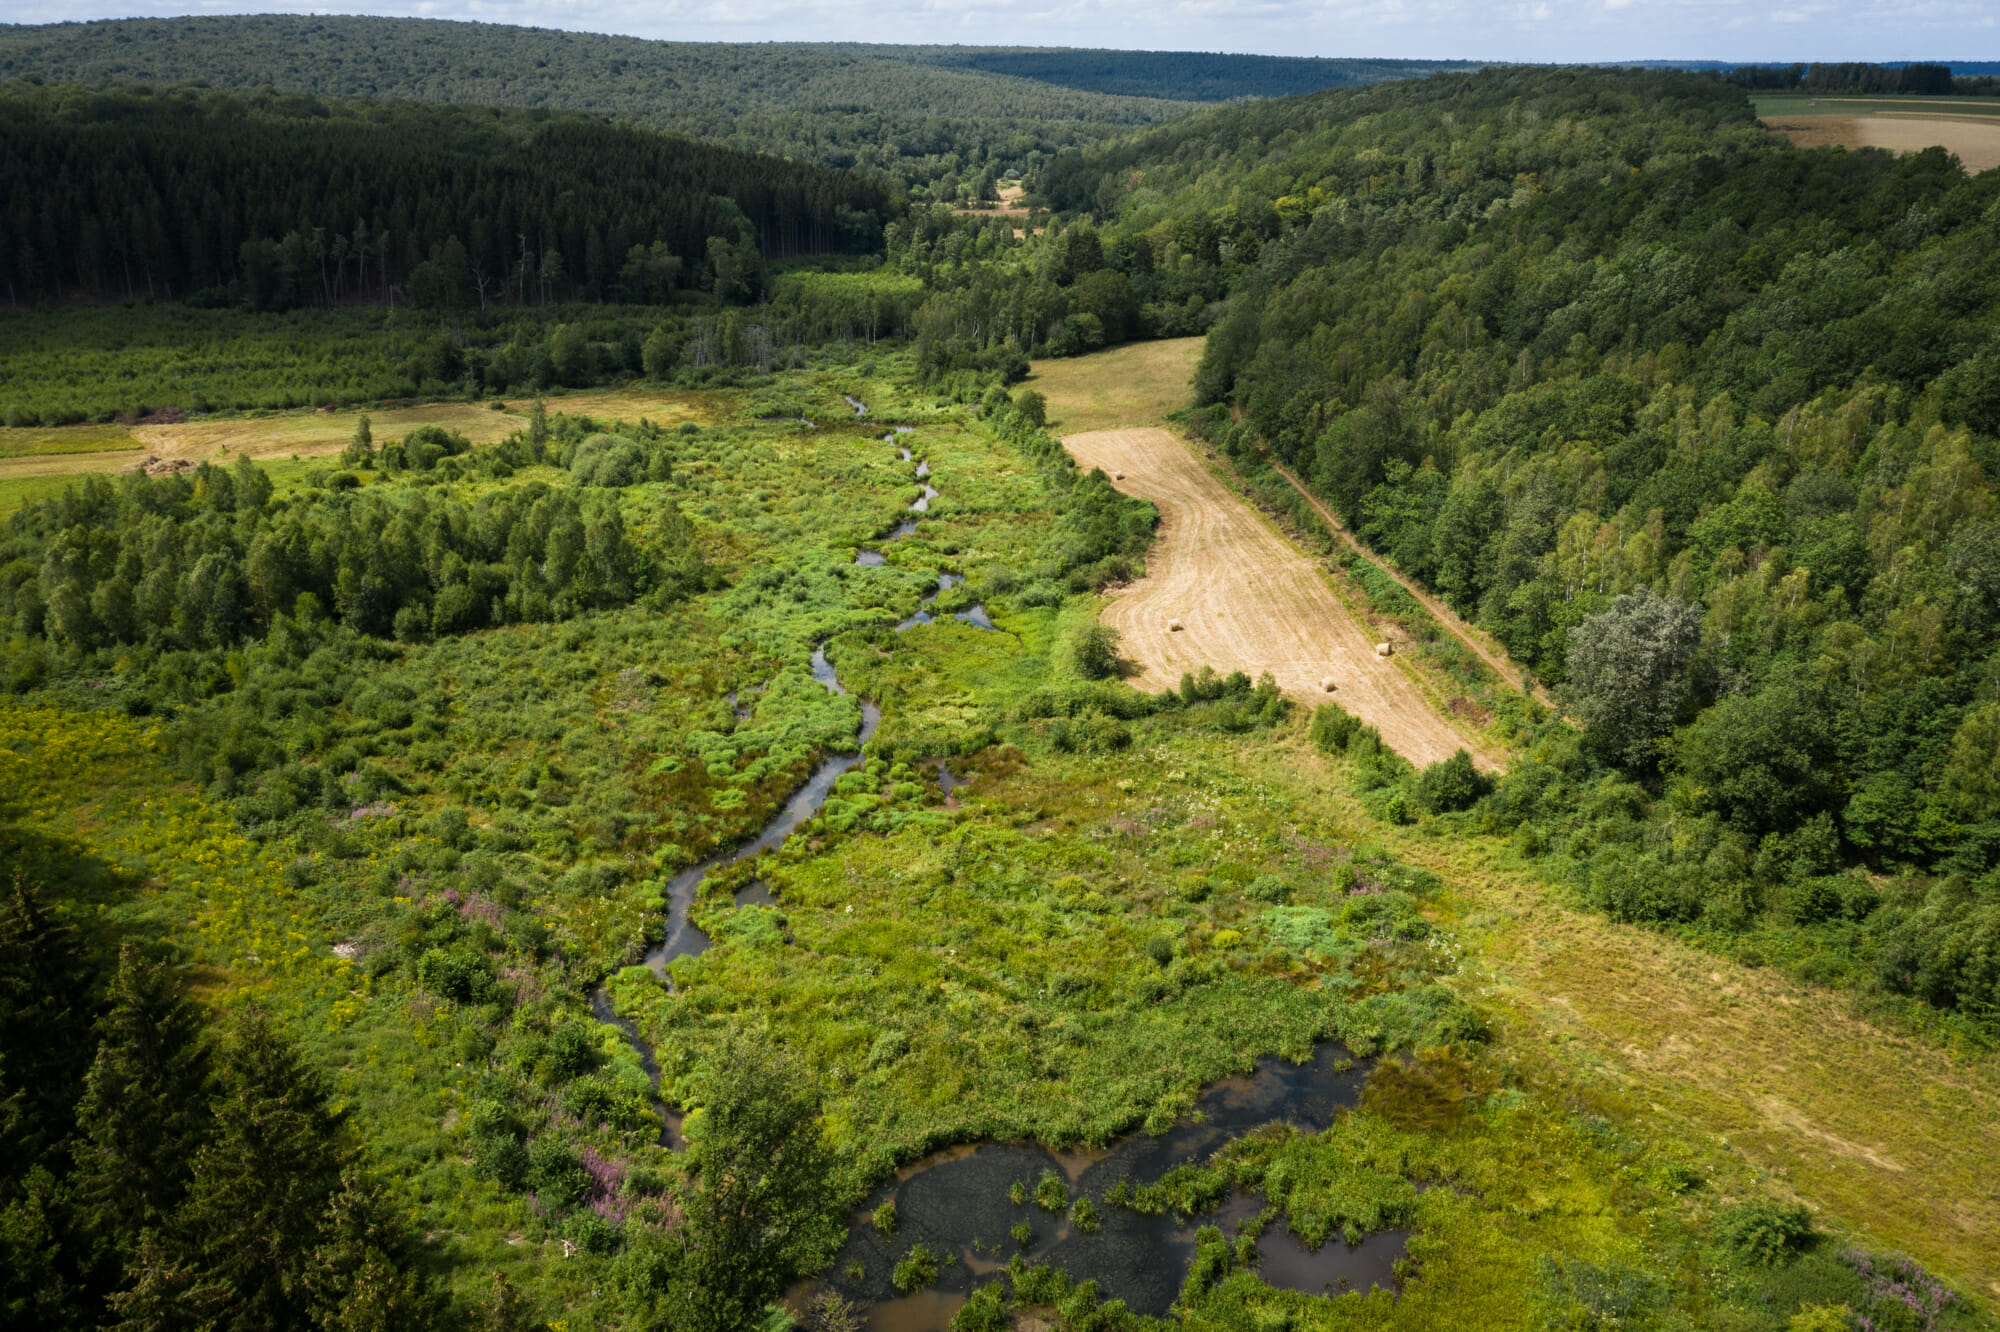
[3,20,2000,1332]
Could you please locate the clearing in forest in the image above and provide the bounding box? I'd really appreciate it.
[1033,341,1494,768]
[1064,426,1491,768]
[0,389,714,488]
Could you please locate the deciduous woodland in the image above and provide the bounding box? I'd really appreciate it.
[2,32,1998,1332]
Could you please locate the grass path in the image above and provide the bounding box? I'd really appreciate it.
[1457,840,2000,1307]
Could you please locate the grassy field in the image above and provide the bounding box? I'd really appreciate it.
[0,387,726,494]
[1047,338,2000,1313]
[0,422,139,457]
[1754,95,2000,120]
[1243,736,2000,1310]
[1026,336,1204,432]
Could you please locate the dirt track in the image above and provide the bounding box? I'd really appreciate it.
[1064,427,1495,768]
[1263,456,1555,708]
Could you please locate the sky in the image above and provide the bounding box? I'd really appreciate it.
[6,0,1995,64]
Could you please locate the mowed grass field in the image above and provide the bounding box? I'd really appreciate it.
[1757,95,2000,172]
[1026,336,1203,432]
[1240,729,2000,1311]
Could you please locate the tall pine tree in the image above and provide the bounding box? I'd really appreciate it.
[112,1004,349,1331]
[70,944,215,1281]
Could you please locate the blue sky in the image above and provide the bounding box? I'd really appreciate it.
[9,1,1995,63]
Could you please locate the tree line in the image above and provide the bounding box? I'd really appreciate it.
[0,84,896,310]
[2,414,703,667]
[1717,62,1979,95]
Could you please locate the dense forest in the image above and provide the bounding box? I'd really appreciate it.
[0,17,1193,196]
[1046,64,2000,1027]
[861,47,1479,101]
[1718,61,1995,95]
[0,84,896,310]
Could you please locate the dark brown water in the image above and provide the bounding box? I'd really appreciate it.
[819,1044,1407,1327]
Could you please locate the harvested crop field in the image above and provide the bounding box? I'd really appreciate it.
[1763,107,2000,173]
[1064,426,1495,768]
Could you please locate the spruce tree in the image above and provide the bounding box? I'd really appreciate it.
[0,873,98,1183]
[122,1005,350,1331]
[669,1035,838,1332]
[303,1170,448,1332]
[69,944,215,1267]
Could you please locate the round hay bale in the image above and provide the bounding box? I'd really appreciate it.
[1114,472,1126,480]
[1374,641,1394,657]
[1168,618,1184,632]
[1321,677,1338,692]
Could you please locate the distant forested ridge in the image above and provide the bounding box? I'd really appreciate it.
[0,16,1196,192]
[0,17,1470,195]
[1061,64,2000,1025]
[1718,61,1997,95]
[842,46,1479,102]
[0,84,896,309]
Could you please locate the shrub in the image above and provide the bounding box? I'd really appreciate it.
[952,1285,1010,1332]
[892,1243,940,1293]
[1034,1169,1067,1212]
[1717,1199,1815,1266]
[872,1200,899,1235]
[1413,749,1492,814]
[1248,873,1290,903]
[526,1138,590,1208]
[867,1030,910,1068]
[471,1132,529,1190]
[570,432,648,487]
[1063,623,1123,680]
[1309,701,1359,753]
[417,947,494,1003]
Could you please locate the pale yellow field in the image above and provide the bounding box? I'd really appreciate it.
[0,388,721,488]
[1027,336,1203,433]
[1763,107,2000,172]
[1066,426,1497,767]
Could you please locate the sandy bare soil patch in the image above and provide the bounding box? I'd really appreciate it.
[1765,113,2000,172]
[1065,426,1495,768]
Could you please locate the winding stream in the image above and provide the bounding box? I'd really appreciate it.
[588,408,1402,1322]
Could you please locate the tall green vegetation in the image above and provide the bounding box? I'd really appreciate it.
[0,18,1479,196]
